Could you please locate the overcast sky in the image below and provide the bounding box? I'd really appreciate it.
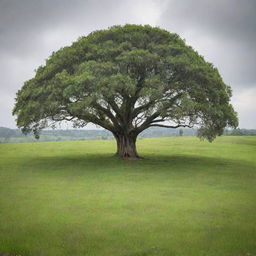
[0,0,255,129]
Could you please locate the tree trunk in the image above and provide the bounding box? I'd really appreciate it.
[114,133,139,158]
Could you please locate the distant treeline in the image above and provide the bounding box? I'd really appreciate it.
[223,128,256,136]
[0,127,112,138]
[0,127,112,143]
[0,127,255,143]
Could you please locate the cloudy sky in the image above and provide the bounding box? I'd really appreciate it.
[1,0,255,129]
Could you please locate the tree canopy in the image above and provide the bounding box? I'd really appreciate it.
[13,24,238,158]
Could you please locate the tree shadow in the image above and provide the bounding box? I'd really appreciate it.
[21,152,254,176]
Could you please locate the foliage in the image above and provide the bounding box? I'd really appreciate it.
[13,25,238,156]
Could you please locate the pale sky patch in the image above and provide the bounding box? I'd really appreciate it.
[232,87,256,128]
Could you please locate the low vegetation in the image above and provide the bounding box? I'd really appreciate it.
[0,137,256,256]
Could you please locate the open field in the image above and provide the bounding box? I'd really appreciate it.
[0,136,256,256]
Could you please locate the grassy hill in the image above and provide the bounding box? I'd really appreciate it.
[0,137,256,256]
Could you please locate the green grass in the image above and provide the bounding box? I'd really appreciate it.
[0,136,256,256]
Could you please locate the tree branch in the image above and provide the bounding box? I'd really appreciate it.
[135,111,161,134]
[149,124,193,128]
[105,98,124,123]
[132,92,183,119]
[92,102,121,129]
[132,99,156,119]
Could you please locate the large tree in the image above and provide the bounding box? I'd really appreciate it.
[13,25,238,158]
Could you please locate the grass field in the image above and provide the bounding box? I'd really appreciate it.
[0,136,256,256]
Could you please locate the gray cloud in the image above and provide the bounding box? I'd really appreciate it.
[0,0,120,57]
[0,0,255,128]
[158,0,256,86]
